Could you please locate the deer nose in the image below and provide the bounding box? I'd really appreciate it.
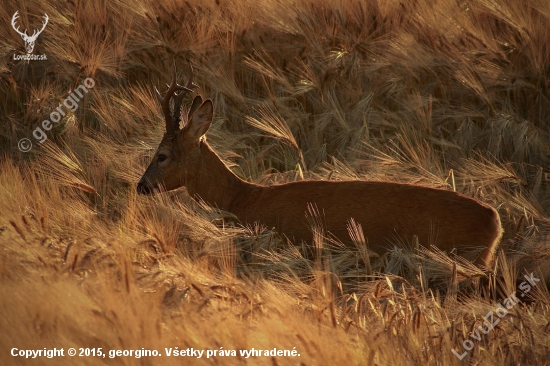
[137,182,152,195]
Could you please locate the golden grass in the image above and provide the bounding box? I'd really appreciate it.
[1,0,550,364]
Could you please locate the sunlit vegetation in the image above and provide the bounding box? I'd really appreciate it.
[1,0,550,364]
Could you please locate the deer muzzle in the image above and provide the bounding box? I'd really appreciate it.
[137,181,154,195]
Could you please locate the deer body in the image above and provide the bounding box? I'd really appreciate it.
[138,66,502,268]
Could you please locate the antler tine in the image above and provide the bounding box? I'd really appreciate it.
[11,11,28,37]
[32,13,48,38]
[171,63,199,131]
[155,62,194,135]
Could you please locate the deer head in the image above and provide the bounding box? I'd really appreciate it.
[11,11,48,54]
[137,64,215,195]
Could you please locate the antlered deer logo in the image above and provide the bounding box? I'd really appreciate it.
[11,11,48,54]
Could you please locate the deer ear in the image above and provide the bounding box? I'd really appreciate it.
[187,95,203,121]
[186,99,213,140]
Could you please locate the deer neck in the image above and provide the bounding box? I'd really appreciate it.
[185,142,251,211]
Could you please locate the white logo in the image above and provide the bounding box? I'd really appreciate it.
[11,11,48,54]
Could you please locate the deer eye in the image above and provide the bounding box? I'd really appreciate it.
[157,154,168,163]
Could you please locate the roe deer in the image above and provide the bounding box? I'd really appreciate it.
[137,66,503,268]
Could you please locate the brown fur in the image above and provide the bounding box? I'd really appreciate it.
[138,97,503,268]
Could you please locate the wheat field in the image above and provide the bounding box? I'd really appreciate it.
[1,0,550,365]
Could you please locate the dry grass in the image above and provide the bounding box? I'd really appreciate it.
[1,0,550,364]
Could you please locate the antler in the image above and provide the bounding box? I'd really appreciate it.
[11,11,27,38]
[155,63,198,135]
[30,13,49,40]
[11,11,48,40]
[171,64,199,130]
